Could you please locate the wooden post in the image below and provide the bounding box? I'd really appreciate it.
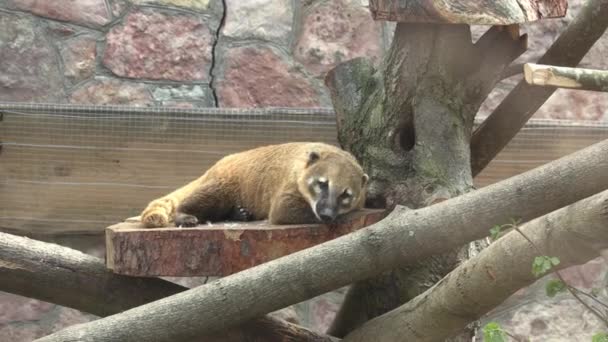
[524,63,608,92]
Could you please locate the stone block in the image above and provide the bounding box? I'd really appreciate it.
[103,9,216,82]
[217,45,324,107]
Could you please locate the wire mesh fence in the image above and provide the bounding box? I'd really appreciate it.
[1,102,606,234]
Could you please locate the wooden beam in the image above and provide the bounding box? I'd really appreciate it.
[2,102,608,235]
[470,0,608,176]
[106,209,387,277]
[0,105,337,234]
[524,63,608,92]
[369,0,567,25]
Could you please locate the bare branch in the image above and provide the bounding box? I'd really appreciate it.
[35,140,608,342]
[524,63,608,92]
[344,190,608,342]
[471,0,608,176]
[0,232,334,342]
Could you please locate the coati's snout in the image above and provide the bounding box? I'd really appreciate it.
[298,150,369,223]
[316,203,337,222]
[314,178,339,222]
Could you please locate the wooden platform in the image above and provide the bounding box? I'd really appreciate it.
[105,209,386,277]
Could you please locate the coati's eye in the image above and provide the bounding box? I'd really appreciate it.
[311,177,328,194]
[317,177,329,190]
[340,189,353,206]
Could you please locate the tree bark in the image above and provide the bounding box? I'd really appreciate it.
[470,0,608,176]
[326,23,526,337]
[345,189,608,341]
[524,63,608,92]
[0,232,335,342]
[35,139,608,342]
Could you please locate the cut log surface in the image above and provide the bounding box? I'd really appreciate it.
[106,209,386,277]
[369,0,567,24]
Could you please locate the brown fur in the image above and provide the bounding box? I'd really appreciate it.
[140,142,368,227]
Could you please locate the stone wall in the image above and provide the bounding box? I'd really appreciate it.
[1,0,608,340]
[0,0,606,118]
[0,0,390,108]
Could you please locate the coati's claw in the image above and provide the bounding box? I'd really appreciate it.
[174,213,199,227]
[231,206,254,222]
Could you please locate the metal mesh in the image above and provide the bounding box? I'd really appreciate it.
[1,102,607,234]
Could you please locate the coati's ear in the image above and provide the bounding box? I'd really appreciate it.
[362,174,369,186]
[306,151,320,167]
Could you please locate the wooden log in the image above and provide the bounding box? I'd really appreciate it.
[524,63,608,92]
[0,231,336,342]
[369,0,567,25]
[106,209,387,277]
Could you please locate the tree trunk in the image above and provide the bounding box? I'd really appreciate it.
[34,139,608,342]
[345,189,608,341]
[524,63,608,92]
[470,0,608,176]
[0,232,334,342]
[325,23,526,337]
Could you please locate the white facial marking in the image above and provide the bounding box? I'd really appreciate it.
[311,200,321,220]
[318,177,327,183]
[307,177,315,185]
[341,197,351,206]
[346,189,353,196]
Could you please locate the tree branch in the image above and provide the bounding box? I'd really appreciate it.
[35,139,608,342]
[524,63,608,92]
[470,0,608,176]
[0,232,335,342]
[343,189,608,341]
[512,224,608,326]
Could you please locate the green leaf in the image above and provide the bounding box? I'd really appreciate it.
[592,332,608,342]
[482,322,508,342]
[532,256,558,277]
[545,279,567,297]
[509,217,522,226]
[490,225,502,241]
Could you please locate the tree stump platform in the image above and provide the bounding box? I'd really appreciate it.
[105,209,386,277]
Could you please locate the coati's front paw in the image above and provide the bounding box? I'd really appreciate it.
[174,213,199,227]
[231,206,254,222]
[141,211,169,228]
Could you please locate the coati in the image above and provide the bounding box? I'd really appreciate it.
[140,142,369,227]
